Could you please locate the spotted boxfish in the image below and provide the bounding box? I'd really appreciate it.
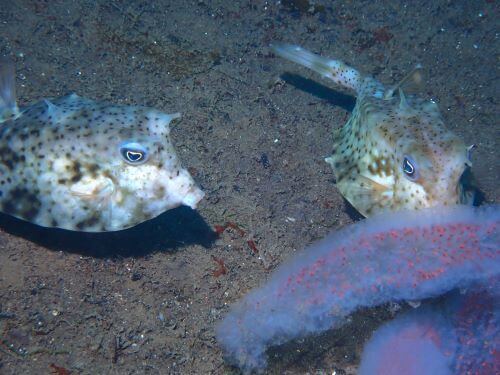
[272,44,474,217]
[0,58,204,231]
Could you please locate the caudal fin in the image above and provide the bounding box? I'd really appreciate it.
[271,43,363,93]
[0,57,20,122]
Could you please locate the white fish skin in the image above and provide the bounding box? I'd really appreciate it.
[0,59,204,232]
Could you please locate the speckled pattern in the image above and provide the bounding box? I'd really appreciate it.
[0,0,497,374]
[273,44,473,217]
[0,85,204,231]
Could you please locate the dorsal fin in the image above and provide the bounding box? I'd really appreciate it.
[0,57,20,122]
[44,99,58,115]
[384,64,423,100]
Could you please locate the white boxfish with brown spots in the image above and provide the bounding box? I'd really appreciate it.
[272,44,474,217]
[0,58,204,231]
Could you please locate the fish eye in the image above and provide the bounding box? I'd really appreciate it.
[402,156,418,180]
[119,142,148,165]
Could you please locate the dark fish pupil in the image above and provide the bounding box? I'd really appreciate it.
[403,158,414,176]
[120,148,145,163]
[127,150,143,162]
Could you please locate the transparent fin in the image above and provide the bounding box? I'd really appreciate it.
[70,177,115,202]
[336,174,393,217]
[0,57,20,121]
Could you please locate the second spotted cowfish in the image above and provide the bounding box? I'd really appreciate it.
[272,44,474,217]
[0,59,204,232]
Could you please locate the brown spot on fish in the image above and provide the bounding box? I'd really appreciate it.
[154,184,166,199]
[75,214,100,230]
[86,163,100,177]
[70,161,83,183]
[0,146,22,171]
[367,157,392,177]
[3,187,41,221]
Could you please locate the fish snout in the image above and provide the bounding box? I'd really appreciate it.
[162,168,204,210]
[181,185,205,209]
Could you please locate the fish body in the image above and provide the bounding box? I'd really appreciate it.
[272,44,473,216]
[0,59,203,232]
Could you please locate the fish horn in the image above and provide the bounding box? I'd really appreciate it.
[0,57,20,122]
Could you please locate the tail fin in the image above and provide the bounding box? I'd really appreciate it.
[271,43,363,93]
[0,57,20,122]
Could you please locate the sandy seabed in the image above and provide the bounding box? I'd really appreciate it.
[0,1,497,374]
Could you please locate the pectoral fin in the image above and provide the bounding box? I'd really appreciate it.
[70,177,114,206]
[336,174,393,217]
